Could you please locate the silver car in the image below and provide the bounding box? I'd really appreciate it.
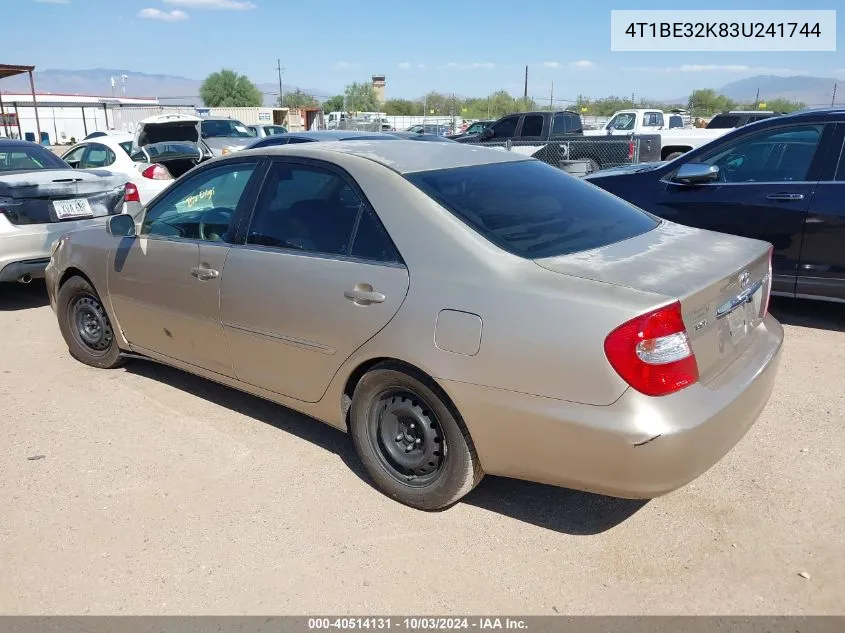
[45,141,783,510]
[1,139,130,285]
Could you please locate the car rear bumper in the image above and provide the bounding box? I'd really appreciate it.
[0,214,109,284]
[441,314,784,498]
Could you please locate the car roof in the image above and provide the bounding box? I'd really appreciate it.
[238,139,529,174]
[0,139,45,149]
[283,130,392,141]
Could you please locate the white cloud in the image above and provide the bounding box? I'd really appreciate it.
[34,0,70,3]
[543,61,561,68]
[398,62,411,70]
[163,0,255,9]
[138,8,189,21]
[444,62,496,70]
[627,64,805,75]
[570,59,595,70]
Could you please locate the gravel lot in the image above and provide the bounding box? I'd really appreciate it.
[1,282,843,615]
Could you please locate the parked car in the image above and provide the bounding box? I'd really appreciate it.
[0,139,132,284]
[132,114,256,176]
[60,134,174,207]
[447,120,494,140]
[585,107,845,302]
[456,110,661,172]
[46,140,782,510]
[247,124,288,138]
[405,124,451,136]
[706,110,781,129]
[245,130,454,149]
[83,130,127,141]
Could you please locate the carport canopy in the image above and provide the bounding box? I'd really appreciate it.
[0,63,42,142]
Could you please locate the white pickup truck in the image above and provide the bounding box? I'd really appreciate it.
[583,109,778,161]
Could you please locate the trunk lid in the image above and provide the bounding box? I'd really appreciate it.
[535,221,772,384]
[0,169,126,224]
[137,118,201,147]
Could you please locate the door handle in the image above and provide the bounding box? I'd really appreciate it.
[766,193,804,201]
[344,285,386,305]
[191,266,219,280]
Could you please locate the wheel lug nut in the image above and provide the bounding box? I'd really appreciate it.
[395,434,403,441]
[409,423,415,429]
[415,438,421,444]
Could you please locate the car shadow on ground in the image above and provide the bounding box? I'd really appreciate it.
[126,360,645,535]
[769,296,845,332]
[0,280,50,311]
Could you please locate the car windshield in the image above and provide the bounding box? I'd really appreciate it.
[406,160,658,259]
[201,119,255,138]
[0,144,68,172]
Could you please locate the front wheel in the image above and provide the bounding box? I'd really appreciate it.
[56,276,125,369]
[349,364,483,510]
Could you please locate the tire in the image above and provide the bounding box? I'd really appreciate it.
[56,275,125,369]
[349,363,483,510]
[664,151,685,161]
[586,158,601,174]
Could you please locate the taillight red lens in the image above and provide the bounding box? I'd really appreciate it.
[124,182,141,203]
[141,164,172,180]
[604,301,699,397]
[627,138,635,160]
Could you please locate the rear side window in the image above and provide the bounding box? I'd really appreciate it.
[706,114,742,129]
[406,160,658,259]
[519,115,543,137]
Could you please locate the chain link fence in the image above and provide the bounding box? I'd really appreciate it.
[458,137,643,175]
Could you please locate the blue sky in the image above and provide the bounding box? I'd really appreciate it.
[7,0,844,101]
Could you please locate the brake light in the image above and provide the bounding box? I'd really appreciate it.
[124,182,141,203]
[763,246,773,316]
[141,163,172,180]
[604,301,699,397]
[627,138,635,160]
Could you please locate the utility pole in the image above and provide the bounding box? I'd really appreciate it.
[631,91,635,106]
[276,59,285,106]
[754,87,760,108]
[524,65,528,101]
[549,82,554,109]
[832,84,838,107]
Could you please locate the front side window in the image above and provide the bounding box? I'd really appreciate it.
[62,145,86,167]
[490,116,518,138]
[607,113,635,131]
[141,161,258,242]
[81,144,116,168]
[519,115,543,137]
[246,162,399,262]
[407,160,658,259]
[644,112,664,127]
[695,124,824,183]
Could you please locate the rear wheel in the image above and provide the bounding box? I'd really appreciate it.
[349,364,483,510]
[56,276,125,369]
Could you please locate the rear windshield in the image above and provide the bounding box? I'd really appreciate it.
[0,145,67,172]
[406,160,658,259]
[201,119,255,138]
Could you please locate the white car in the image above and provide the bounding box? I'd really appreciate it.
[60,134,175,215]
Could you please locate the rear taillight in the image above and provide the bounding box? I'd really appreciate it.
[763,246,773,316]
[141,164,172,180]
[627,138,635,160]
[124,182,141,203]
[604,301,699,397]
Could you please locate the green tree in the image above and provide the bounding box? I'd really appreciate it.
[279,89,318,109]
[384,98,421,116]
[764,97,805,113]
[688,89,735,116]
[345,81,380,112]
[199,69,262,107]
[322,95,345,112]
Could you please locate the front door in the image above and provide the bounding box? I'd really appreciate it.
[653,122,833,295]
[219,158,410,403]
[796,125,845,301]
[107,158,263,376]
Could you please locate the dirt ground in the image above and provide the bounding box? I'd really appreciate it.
[1,282,843,615]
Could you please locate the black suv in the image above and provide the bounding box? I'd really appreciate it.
[706,111,781,129]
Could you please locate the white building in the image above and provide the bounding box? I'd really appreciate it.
[0,92,159,145]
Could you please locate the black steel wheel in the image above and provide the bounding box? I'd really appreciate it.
[56,276,125,369]
[349,363,483,510]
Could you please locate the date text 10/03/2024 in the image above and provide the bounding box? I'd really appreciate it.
[307,618,528,630]
[624,22,822,39]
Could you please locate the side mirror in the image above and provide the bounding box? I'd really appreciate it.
[107,213,136,238]
[672,163,719,184]
[481,127,494,140]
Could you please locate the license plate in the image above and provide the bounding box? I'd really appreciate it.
[53,198,93,220]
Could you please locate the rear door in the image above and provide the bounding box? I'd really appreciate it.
[795,123,845,301]
[219,158,409,403]
[654,121,835,295]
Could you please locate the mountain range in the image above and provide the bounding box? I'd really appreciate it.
[1,68,842,108]
[0,68,332,107]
